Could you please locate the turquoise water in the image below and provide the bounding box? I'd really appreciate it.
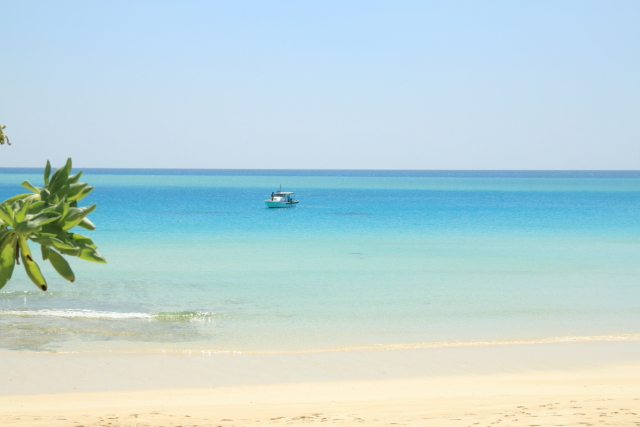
[1,170,639,352]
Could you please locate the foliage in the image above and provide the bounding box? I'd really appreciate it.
[0,125,10,145]
[0,158,105,291]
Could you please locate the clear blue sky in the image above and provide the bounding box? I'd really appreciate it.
[1,1,638,169]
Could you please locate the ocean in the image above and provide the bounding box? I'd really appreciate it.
[0,169,639,353]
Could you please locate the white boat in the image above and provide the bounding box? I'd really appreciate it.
[264,189,298,208]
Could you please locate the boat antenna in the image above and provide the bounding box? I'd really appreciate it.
[279,184,282,192]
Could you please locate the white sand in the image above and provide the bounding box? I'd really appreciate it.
[1,341,640,426]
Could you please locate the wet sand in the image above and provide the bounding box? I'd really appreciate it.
[1,341,639,426]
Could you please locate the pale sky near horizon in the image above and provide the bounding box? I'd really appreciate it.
[1,1,639,170]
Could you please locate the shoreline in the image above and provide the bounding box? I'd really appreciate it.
[2,340,640,395]
[4,332,640,355]
[2,341,640,426]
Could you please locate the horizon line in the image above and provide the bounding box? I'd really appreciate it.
[0,167,639,172]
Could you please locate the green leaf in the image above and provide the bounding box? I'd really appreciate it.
[14,220,42,236]
[0,236,16,290]
[48,250,75,282]
[56,183,87,201]
[0,230,11,248]
[61,204,96,230]
[31,231,81,256]
[48,158,72,194]
[69,233,97,249]
[0,206,14,226]
[48,237,79,252]
[41,244,49,261]
[0,231,14,253]
[77,217,96,231]
[21,181,42,193]
[40,188,50,203]
[58,247,82,257]
[29,233,55,246]
[67,183,89,201]
[18,237,47,291]
[44,160,52,185]
[15,198,32,223]
[29,211,61,227]
[67,171,83,185]
[57,242,81,256]
[29,234,58,246]
[38,226,68,239]
[75,186,94,202]
[27,201,46,214]
[78,245,106,263]
[50,199,70,220]
[1,193,33,206]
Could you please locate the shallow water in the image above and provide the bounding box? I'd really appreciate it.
[0,170,639,352]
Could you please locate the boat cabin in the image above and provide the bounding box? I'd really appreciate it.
[270,192,294,202]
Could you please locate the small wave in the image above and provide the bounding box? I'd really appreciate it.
[0,309,218,320]
[0,309,152,319]
[153,311,218,320]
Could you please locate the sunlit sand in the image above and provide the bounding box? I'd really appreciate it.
[2,341,640,426]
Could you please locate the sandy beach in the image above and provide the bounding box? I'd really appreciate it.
[3,0,640,425]
[2,341,639,426]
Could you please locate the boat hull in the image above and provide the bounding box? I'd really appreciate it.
[264,201,298,208]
